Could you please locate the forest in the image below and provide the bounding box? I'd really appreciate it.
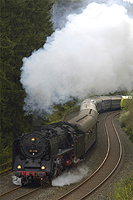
[0,0,54,164]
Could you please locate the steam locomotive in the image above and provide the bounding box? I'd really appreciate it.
[12,95,130,185]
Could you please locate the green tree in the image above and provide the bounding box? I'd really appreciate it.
[0,0,54,164]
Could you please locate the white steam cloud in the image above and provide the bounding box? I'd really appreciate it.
[52,164,89,186]
[20,3,133,114]
[12,176,22,186]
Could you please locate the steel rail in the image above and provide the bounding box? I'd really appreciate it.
[1,112,122,200]
[12,183,51,200]
[57,112,112,200]
[57,111,122,200]
[0,185,43,200]
[0,186,22,198]
[13,186,42,200]
[80,112,122,199]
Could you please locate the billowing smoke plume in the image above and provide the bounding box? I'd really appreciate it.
[20,3,133,114]
[123,0,133,3]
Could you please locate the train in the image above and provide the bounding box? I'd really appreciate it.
[12,95,132,185]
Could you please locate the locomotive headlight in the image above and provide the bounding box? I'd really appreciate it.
[17,165,22,169]
[41,166,45,170]
[31,138,35,142]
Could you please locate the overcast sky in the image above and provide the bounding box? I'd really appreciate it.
[123,0,133,3]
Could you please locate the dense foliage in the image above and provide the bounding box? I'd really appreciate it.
[44,99,79,124]
[119,96,133,143]
[0,0,54,164]
[113,173,133,200]
[106,172,133,200]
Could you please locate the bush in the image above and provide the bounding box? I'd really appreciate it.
[119,97,133,143]
[119,111,130,128]
[43,99,79,124]
[113,173,133,200]
[0,132,13,164]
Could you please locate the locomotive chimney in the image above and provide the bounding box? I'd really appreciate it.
[33,126,41,131]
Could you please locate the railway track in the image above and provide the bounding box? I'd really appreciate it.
[57,111,122,200]
[0,184,44,200]
[0,111,122,200]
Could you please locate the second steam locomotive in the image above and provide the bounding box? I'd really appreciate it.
[12,95,130,185]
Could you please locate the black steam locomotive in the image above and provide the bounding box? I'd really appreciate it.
[12,96,123,185]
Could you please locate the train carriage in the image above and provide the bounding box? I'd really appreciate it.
[110,96,121,109]
[100,96,111,111]
[69,103,98,154]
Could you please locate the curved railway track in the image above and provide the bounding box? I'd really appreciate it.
[0,185,43,200]
[57,111,122,200]
[0,111,122,200]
